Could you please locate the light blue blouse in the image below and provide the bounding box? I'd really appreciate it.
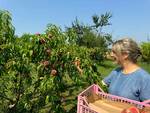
[103,67,150,101]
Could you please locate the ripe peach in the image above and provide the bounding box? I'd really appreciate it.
[51,69,57,76]
[121,106,139,113]
[41,60,49,67]
[46,49,51,55]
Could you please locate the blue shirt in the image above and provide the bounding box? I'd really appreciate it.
[103,67,150,101]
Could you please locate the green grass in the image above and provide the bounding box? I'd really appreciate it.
[98,60,150,78]
[139,62,150,74]
[97,60,116,77]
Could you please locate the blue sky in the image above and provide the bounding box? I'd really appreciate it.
[0,0,150,42]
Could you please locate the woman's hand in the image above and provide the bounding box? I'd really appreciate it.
[73,58,83,74]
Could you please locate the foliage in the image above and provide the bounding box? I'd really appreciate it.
[0,10,15,44]
[65,13,113,62]
[0,22,106,113]
[92,12,112,32]
[140,42,150,63]
[66,15,113,48]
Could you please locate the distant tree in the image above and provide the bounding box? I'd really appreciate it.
[65,13,113,62]
[92,12,112,33]
[0,10,15,44]
[141,41,150,63]
[66,12,113,48]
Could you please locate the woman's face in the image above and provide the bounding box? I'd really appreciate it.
[110,48,128,66]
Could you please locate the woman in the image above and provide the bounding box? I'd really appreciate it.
[102,38,150,102]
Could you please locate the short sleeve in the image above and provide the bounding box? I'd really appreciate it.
[139,75,150,101]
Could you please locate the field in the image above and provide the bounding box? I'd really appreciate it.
[98,60,150,78]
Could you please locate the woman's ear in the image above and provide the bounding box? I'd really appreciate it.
[122,52,129,60]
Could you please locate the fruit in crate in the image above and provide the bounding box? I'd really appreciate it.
[121,107,139,113]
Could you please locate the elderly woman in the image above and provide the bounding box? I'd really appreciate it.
[102,38,150,102]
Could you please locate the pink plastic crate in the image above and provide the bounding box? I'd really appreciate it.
[77,84,150,113]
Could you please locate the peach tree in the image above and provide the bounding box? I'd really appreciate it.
[0,24,106,113]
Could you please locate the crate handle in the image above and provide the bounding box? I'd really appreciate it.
[142,99,150,104]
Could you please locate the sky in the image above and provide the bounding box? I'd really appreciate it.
[0,0,150,42]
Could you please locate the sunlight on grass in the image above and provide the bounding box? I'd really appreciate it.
[98,60,150,78]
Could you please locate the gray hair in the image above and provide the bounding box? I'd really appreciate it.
[112,38,141,63]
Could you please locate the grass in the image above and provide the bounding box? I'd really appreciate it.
[98,60,150,78]
[138,62,150,73]
[97,60,116,78]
